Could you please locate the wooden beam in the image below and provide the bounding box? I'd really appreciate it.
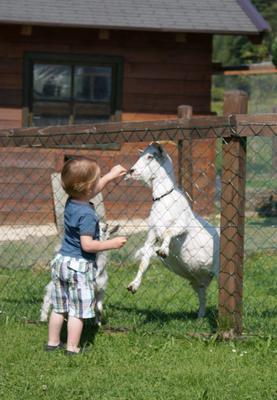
[234,114,277,137]
[0,112,276,148]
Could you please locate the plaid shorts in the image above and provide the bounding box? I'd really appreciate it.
[50,254,96,319]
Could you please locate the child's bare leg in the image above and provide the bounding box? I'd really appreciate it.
[67,316,84,353]
[48,310,65,346]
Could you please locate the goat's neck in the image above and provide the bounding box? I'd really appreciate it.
[152,173,175,199]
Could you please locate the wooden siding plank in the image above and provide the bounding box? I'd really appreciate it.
[124,78,210,96]
[125,62,212,80]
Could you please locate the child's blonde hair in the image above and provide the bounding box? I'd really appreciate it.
[61,156,100,198]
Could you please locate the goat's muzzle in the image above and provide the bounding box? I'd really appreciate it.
[124,169,135,180]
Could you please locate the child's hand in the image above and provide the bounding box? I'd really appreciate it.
[111,236,127,249]
[95,165,127,194]
[108,165,127,180]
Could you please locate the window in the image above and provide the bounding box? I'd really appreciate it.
[23,53,123,127]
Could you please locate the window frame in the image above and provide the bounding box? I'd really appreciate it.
[23,52,123,125]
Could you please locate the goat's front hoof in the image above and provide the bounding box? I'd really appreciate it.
[127,283,137,294]
[156,248,167,259]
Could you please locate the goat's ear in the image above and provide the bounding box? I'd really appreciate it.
[109,224,120,235]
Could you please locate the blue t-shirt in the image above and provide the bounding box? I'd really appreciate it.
[59,198,100,261]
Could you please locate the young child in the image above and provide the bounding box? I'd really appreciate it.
[45,156,127,355]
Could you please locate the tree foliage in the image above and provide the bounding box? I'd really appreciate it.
[213,0,277,66]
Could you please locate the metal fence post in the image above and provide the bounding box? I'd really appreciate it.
[218,91,248,335]
[177,105,193,206]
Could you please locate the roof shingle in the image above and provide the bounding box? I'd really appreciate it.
[0,0,270,34]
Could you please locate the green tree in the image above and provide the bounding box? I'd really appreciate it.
[213,0,276,66]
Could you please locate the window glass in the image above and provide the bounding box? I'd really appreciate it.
[33,64,71,101]
[74,66,112,102]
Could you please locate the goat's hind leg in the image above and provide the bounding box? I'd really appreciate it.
[190,284,208,319]
[196,286,206,318]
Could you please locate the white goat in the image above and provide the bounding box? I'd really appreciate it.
[125,142,219,318]
[39,223,119,326]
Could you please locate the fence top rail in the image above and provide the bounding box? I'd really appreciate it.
[0,114,276,148]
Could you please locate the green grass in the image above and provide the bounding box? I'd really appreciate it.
[0,320,276,399]
[0,225,277,399]
[0,235,59,269]
[0,256,277,399]
[211,73,277,115]
[215,135,276,191]
[0,219,276,335]
[1,251,276,337]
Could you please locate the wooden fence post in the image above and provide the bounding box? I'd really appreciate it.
[218,90,248,335]
[177,105,193,205]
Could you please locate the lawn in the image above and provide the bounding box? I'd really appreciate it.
[0,321,276,400]
[1,248,276,335]
[0,237,277,399]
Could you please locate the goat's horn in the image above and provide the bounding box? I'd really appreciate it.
[156,140,177,147]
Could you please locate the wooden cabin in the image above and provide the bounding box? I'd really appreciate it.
[0,0,269,224]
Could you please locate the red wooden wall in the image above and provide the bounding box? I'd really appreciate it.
[0,24,213,123]
[0,24,215,225]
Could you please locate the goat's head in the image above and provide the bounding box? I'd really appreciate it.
[99,222,120,240]
[125,142,175,186]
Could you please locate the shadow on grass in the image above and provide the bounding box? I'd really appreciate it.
[108,304,218,332]
[2,297,219,335]
[59,319,99,348]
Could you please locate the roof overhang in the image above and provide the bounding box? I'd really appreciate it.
[0,0,271,36]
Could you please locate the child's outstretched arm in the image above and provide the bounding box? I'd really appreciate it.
[94,165,127,194]
[80,235,127,253]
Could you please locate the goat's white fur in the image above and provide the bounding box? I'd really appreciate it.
[39,223,118,325]
[126,143,219,318]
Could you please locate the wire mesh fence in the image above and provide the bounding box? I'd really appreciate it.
[0,117,276,337]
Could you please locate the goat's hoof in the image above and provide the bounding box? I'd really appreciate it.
[127,284,137,294]
[94,314,102,327]
[156,249,167,259]
[93,319,102,327]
